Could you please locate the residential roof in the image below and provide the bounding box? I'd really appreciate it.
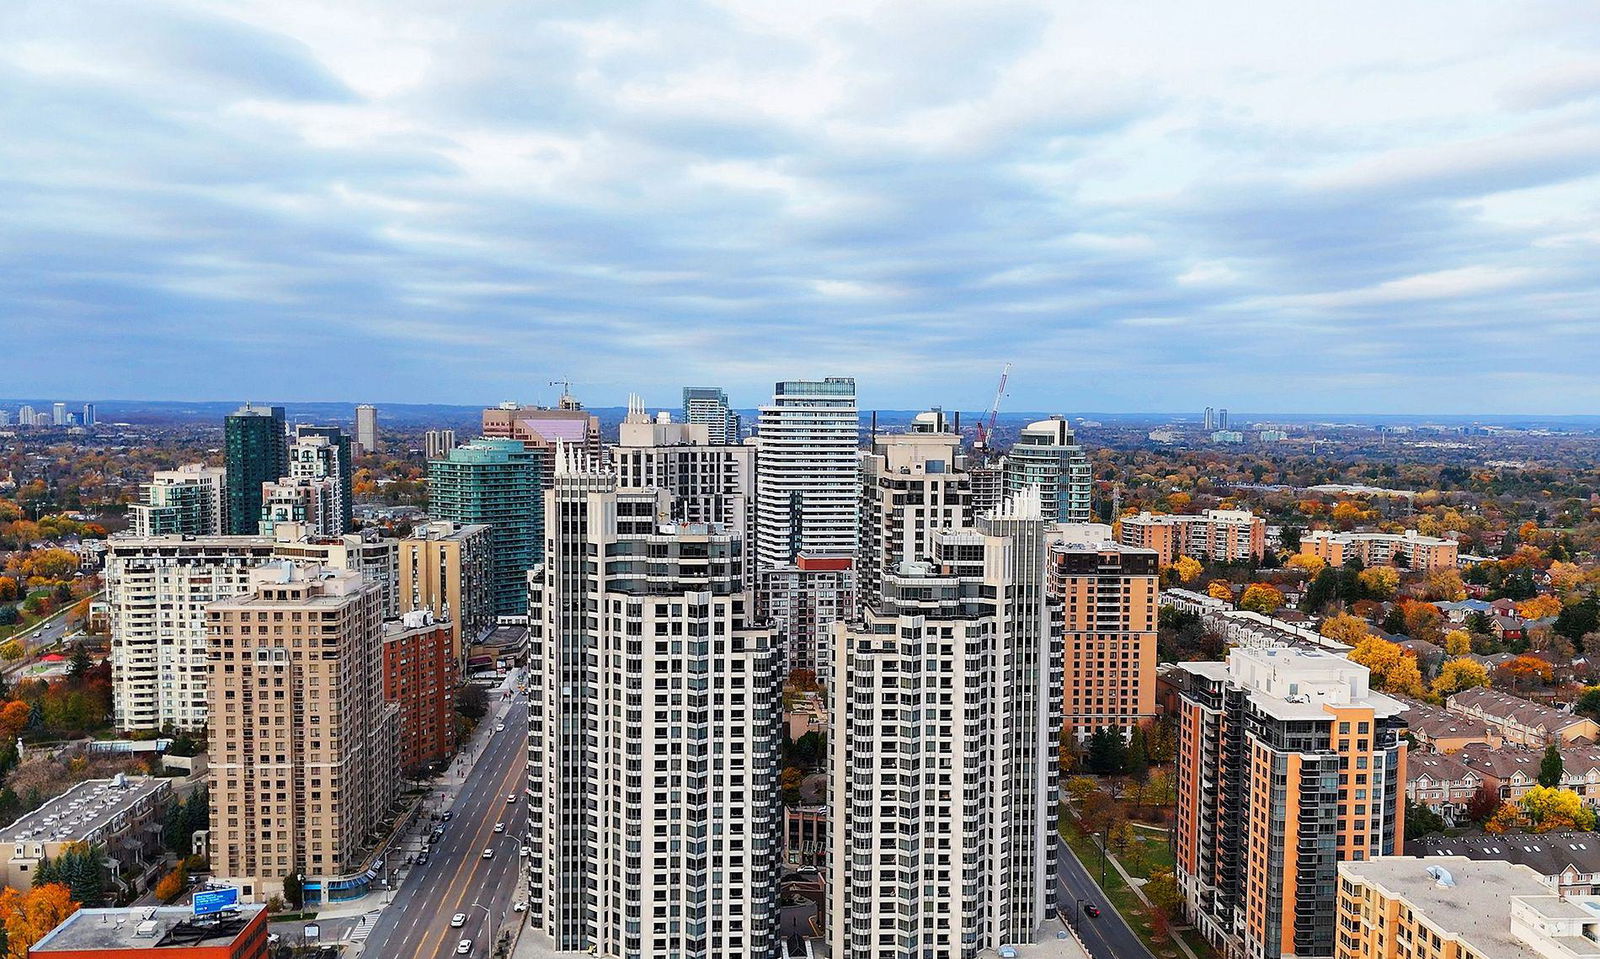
[1406,751,1478,784]
[1409,834,1600,879]
[1449,687,1593,735]
[3,777,167,846]
[1400,700,1499,744]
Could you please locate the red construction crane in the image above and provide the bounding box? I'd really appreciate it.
[974,362,1011,452]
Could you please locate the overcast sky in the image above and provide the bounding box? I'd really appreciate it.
[5,1,1600,413]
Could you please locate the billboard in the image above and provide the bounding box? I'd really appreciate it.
[193,887,239,916]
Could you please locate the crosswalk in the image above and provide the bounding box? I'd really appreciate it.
[348,911,384,943]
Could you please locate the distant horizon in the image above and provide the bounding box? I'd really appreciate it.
[3,396,1596,427]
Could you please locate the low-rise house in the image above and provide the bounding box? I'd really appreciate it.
[1437,599,1493,624]
[1,776,172,898]
[1405,752,1484,823]
[1455,742,1600,806]
[1399,700,1501,753]
[1446,686,1599,746]
[1408,833,1600,896]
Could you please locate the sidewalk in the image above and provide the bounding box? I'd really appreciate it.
[279,669,524,928]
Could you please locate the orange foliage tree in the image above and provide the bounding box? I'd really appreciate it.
[0,883,79,959]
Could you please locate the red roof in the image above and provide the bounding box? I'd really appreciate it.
[40,654,65,662]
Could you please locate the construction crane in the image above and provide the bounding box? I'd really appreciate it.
[973,362,1011,455]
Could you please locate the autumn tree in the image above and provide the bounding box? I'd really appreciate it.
[1320,612,1371,646]
[1206,580,1234,603]
[1171,556,1203,584]
[1518,595,1563,621]
[1358,566,1400,600]
[1431,658,1489,697]
[0,883,78,959]
[1518,785,1595,832]
[1464,781,1501,823]
[1493,655,1555,692]
[1348,636,1426,698]
[1286,553,1326,576]
[1444,629,1473,657]
[1239,583,1285,614]
[1422,568,1467,602]
[1400,600,1445,644]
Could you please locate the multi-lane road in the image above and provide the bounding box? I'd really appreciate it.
[1057,833,1158,959]
[359,688,527,959]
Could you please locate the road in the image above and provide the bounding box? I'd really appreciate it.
[358,689,527,959]
[1056,834,1158,959]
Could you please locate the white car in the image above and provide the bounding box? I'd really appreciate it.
[481,848,494,859]
[494,822,505,833]
[456,940,472,955]
[450,914,466,928]
[513,901,527,913]
[506,794,517,804]
[495,722,506,732]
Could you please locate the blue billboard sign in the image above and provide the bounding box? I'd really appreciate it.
[193,887,239,916]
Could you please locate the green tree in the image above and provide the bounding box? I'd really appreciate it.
[1539,742,1565,788]
[1405,800,1447,838]
[1125,726,1150,782]
[66,644,91,685]
[1085,727,1128,776]
[282,865,305,910]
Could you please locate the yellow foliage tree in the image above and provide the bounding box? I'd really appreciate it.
[1549,561,1586,597]
[0,883,78,959]
[1423,568,1467,602]
[1348,636,1426,698]
[1518,785,1597,832]
[1171,556,1203,584]
[1432,658,1489,697]
[1444,629,1472,657]
[1239,583,1285,614]
[1320,612,1372,645]
[1518,595,1563,620]
[1206,580,1234,602]
[1286,553,1326,575]
[1357,566,1400,599]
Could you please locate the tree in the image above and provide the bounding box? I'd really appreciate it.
[1539,742,1565,789]
[1444,629,1473,657]
[1465,781,1501,823]
[1171,556,1203,584]
[1518,595,1563,621]
[1144,869,1182,918]
[1320,612,1371,646]
[66,645,91,685]
[1432,658,1489,697]
[1358,566,1400,600]
[1556,598,1600,642]
[1405,800,1447,838]
[1239,583,1285,614]
[1206,580,1234,602]
[1301,568,1340,613]
[154,869,185,903]
[780,767,804,806]
[1286,553,1325,575]
[282,866,305,910]
[786,667,819,691]
[1577,686,1600,721]
[0,643,21,663]
[1493,655,1554,692]
[1519,785,1596,832]
[454,684,488,721]
[1125,726,1150,782]
[1423,569,1467,602]
[1348,636,1426,697]
[0,883,78,959]
[1484,801,1520,834]
[1401,601,1446,644]
[1085,727,1128,775]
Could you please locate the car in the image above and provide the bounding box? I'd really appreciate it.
[481,848,494,859]
[451,914,466,928]
[442,811,454,821]
[520,846,531,857]
[456,939,472,955]
[416,853,429,865]
[494,822,505,833]
[513,901,527,913]
[506,794,517,803]
[495,722,506,732]
[1084,905,1101,919]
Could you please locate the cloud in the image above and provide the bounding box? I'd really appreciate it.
[1,0,1599,413]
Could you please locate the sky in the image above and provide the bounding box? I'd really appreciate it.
[4,1,1600,414]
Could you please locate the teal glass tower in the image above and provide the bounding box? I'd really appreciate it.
[224,404,287,535]
[427,438,543,616]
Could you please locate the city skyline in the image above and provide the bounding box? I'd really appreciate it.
[6,2,1600,413]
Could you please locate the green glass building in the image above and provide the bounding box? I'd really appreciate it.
[224,404,287,535]
[427,438,543,616]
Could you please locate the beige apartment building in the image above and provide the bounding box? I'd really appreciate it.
[206,564,397,902]
[1052,529,1160,740]
[1119,509,1266,565]
[1336,856,1600,959]
[1299,529,1459,571]
[397,520,493,660]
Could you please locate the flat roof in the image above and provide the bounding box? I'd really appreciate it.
[31,905,265,953]
[1341,857,1548,959]
[5,777,167,847]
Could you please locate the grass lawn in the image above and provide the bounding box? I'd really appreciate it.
[1060,808,1218,959]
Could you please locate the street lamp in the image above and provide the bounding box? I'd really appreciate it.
[473,901,492,954]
